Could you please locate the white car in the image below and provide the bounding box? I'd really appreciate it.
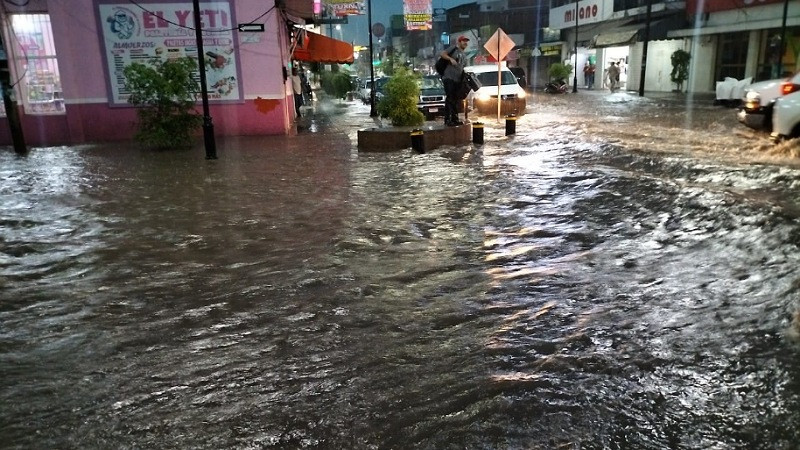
[737,77,785,130]
[357,80,372,104]
[464,64,527,116]
[770,74,800,142]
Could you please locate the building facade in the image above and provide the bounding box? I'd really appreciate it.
[670,0,799,90]
[549,0,798,93]
[0,0,327,146]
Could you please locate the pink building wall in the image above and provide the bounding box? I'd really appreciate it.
[0,0,294,146]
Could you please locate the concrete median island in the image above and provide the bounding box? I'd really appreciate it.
[357,123,472,152]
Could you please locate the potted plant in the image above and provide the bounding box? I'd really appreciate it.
[123,57,201,149]
[548,62,573,83]
[377,67,424,127]
[670,49,691,93]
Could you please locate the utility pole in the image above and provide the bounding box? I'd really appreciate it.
[0,29,26,154]
[192,0,217,159]
[367,0,377,117]
[572,0,578,93]
[638,0,652,97]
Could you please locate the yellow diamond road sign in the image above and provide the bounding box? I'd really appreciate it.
[484,28,515,61]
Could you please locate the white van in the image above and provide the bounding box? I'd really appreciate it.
[464,64,527,116]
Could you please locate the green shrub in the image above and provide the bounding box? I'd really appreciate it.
[123,57,201,149]
[670,49,691,92]
[377,67,424,127]
[320,70,351,100]
[333,72,352,99]
[548,63,573,82]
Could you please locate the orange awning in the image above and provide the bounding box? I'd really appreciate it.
[293,31,354,64]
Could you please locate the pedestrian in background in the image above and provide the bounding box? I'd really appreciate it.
[299,67,312,104]
[291,66,303,118]
[607,61,620,92]
[583,62,591,89]
[439,35,469,126]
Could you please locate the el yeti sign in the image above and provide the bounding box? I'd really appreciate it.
[97,0,242,105]
[549,0,612,29]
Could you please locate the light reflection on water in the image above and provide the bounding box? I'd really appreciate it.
[1,116,799,448]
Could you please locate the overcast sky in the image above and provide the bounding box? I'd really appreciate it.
[336,0,474,45]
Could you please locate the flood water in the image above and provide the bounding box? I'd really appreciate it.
[2,104,800,449]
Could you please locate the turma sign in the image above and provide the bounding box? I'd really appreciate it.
[549,0,612,29]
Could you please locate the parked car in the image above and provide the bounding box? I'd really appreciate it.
[737,77,786,130]
[464,64,527,116]
[416,75,446,120]
[358,80,372,104]
[770,73,800,142]
[359,77,389,104]
[373,77,390,103]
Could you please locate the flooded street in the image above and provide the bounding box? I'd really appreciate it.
[2,94,800,449]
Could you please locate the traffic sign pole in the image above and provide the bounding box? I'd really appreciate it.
[484,28,515,122]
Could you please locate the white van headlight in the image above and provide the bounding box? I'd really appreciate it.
[476,92,491,102]
[517,90,526,99]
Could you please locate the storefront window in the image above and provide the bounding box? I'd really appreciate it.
[8,14,65,115]
[757,28,800,81]
[614,0,647,11]
[715,32,748,81]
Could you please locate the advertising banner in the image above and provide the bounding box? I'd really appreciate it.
[326,0,365,17]
[96,0,242,106]
[404,0,433,31]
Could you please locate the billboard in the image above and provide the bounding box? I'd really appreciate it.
[96,0,242,106]
[326,0,365,17]
[404,0,432,31]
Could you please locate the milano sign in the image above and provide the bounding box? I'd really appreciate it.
[549,0,613,30]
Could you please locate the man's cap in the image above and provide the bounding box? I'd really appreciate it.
[457,36,469,42]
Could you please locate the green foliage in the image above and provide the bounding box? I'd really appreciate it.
[320,70,352,100]
[123,57,201,149]
[670,49,691,92]
[377,67,424,127]
[380,52,403,77]
[320,71,335,96]
[548,63,573,82]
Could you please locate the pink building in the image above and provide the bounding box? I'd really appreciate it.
[0,0,341,146]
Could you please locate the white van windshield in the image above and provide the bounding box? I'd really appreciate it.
[473,71,518,87]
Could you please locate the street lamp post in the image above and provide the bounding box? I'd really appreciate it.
[573,0,579,93]
[367,0,377,117]
[638,0,653,96]
[192,0,217,159]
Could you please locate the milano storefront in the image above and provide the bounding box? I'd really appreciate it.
[550,0,688,92]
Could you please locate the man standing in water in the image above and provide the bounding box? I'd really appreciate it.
[439,36,469,126]
[607,61,620,92]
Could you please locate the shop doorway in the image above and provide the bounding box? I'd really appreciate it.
[601,46,630,90]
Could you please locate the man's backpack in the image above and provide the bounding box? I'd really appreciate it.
[435,48,456,76]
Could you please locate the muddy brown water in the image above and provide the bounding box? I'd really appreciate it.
[2,97,799,448]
